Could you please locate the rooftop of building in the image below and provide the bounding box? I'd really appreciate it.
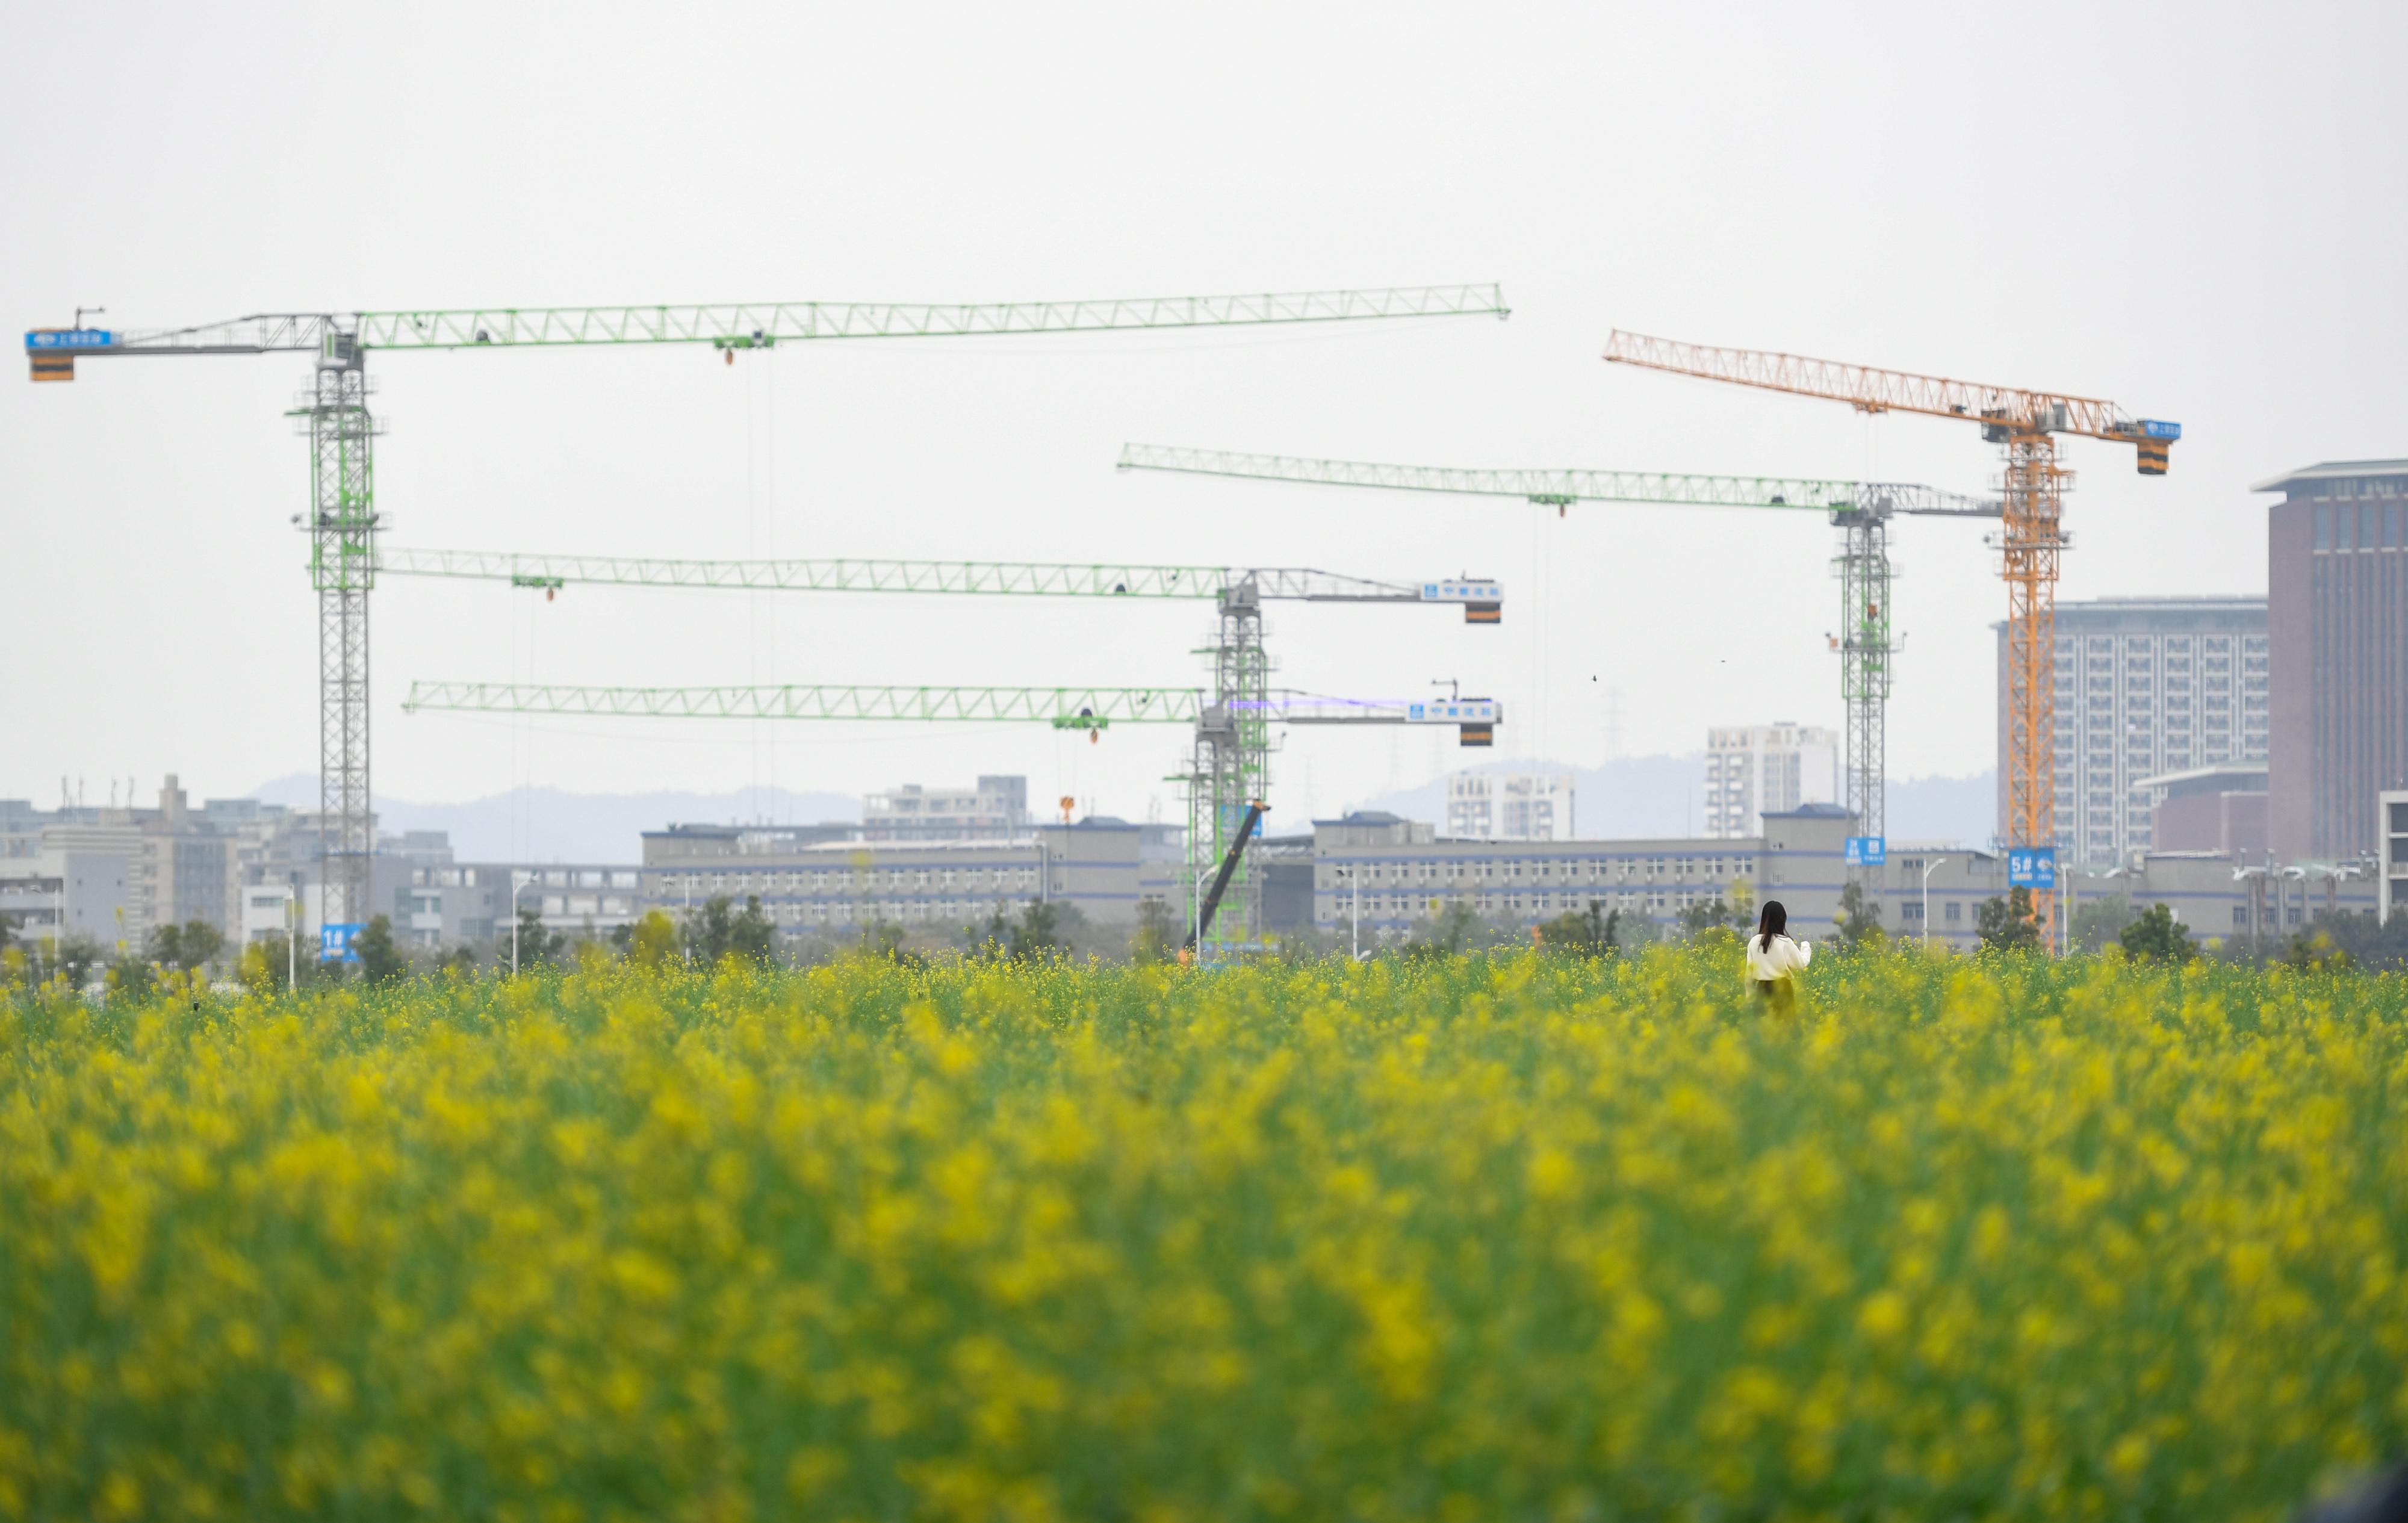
[2250,459,2408,493]
[2133,759,2268,796]
[1994,594,2268,631]
[1763,802,1852,819]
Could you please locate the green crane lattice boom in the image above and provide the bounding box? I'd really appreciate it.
[402,681,1500,732]
[370,548,1502,612]
[26,284,1507,935]
[34,287,1510,361]
[1117,444,2000,848]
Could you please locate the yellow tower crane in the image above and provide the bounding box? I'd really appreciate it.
[1604,330,2179,946]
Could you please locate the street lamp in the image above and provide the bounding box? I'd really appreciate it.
[1921,855,1952,950]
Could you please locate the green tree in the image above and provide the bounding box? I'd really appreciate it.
[1539,899,1619,957]
[239,934,291,994]
[969,903,1012,957]
[861,920,912,960]
[1834,882,1885,951]
[147,918,225,974]
[623,909,678,969]
[1423,899,1483,955]
[682,895,736,966]
[0,913,15,957]
[439,944,480,977]
[504,905,567,972]
[2117,902,2194,961]
[1010,899,1069,961]
[107,949,156,1001]
[2282,928,2354,973]
[2070,895,2140,954]
[54,934,103,993]
[729,895,776,963]
[1129,896,1181,964]
[1978,887,2043,951]
[1679,896,1734,941]
[354,914,406,984]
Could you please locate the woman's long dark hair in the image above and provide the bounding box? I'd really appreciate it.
[1755,900,1788,953]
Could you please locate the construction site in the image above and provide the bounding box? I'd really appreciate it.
[23,276,2365,970]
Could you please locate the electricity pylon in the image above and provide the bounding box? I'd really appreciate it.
[1118,444,1994,853]
[23,284,1507,938]
[380,549,1503,951]
[1602,331,2176,943]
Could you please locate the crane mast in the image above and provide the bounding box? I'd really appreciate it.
[1604,331,2179,945]
[29,282,1506,949]
[305,332,377,925]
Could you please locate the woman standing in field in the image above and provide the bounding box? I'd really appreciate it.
[1746,899,1811,1017]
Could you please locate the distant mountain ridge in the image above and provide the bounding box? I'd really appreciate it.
[246,775,861,865]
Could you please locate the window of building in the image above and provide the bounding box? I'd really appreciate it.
[1944,902,1963,923]
[2317,503,2332,550]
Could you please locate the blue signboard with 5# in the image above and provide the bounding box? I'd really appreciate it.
[2006,847,2056,889]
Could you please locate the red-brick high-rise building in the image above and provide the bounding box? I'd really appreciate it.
[2259,459,2408,863]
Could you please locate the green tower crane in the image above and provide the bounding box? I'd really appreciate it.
[378,550,1504,952]
[1116,444,1997,855]
[22,284,1507,944]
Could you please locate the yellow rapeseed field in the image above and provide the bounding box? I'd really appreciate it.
[2,948,2404,1521]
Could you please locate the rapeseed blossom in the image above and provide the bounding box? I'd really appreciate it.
[1,948,2403,1519]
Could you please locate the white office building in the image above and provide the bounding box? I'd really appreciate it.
[1704,723,1840,839]
[2009,597,2270,867]
[862,776,1031,842]
[1445,771,1574,841]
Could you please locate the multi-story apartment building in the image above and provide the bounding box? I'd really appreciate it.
[1444,771,1574,841]
[0,778,472,957]
[4,777,229,953]
[2009,597,2270,867]
[862,776,1030,841]
[2259,459,2408,863]
[1703,724,1839,839]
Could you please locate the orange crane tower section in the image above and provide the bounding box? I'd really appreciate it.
[1604,330,2180,946]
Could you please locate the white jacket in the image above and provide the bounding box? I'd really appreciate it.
[1744,932,1811,982]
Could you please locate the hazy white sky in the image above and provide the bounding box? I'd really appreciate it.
[5,2,2403,830]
